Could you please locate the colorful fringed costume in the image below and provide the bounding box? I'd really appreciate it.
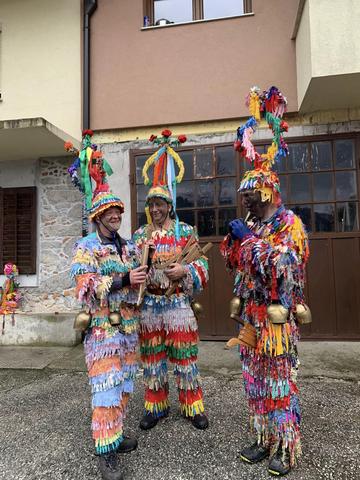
[66,130,142,457]
[221,206,309,464]
[133,130,209,420]
[71,228,140,455]
[221,87,310,467]
[133,221,208,418]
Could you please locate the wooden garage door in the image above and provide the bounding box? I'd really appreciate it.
[130,133,360,340]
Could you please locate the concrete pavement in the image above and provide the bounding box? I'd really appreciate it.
[0,341,359,480]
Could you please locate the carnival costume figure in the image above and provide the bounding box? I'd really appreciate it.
[220,87,310,476]
[69,131,147,480]
[133,130,209,431]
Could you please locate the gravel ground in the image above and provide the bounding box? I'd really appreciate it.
[0,368,359,480]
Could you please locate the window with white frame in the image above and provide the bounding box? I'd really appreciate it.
[143,0,252,27]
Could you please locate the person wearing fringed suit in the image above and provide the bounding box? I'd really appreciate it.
[132,130,209,432]
[71,190,147,480]
[221,87,310,477]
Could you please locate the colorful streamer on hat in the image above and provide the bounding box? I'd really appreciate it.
[0,263,21,334]
[142,130,186,237]
[64,130,114,209]
[234,86,289,205]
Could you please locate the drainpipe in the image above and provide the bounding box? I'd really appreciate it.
[83,0,97,130]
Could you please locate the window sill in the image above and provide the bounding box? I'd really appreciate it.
[141,12,254,30]
[0,274,38,287]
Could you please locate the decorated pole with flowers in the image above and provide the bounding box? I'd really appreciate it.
[142,129,186,231]
[0,263,21,334]
[65,129,114,235]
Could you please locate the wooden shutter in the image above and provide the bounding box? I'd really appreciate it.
[2,187,37,274]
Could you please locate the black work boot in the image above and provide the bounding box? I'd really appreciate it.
[117,436,138,453]
[240,442,270,464]
[139,413,159,430]
[98,451,123,480]
[191,413,209,430]
[268,449,291,476]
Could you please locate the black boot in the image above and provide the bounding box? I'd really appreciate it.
[240,442,270,464]
[117,436,138,453]
[191,413,209,430]
[139,413,159,430]
[98,451,123,480]
[268,449,291,476]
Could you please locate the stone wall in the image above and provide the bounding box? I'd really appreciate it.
[20,156,82,313]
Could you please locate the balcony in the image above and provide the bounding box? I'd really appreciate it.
[293,0,360,112]
[0,117,79,162]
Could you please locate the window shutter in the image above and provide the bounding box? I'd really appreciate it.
[2,187,37,274]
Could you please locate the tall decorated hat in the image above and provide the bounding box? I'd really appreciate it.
[142,129,187,228]
[234,86,289,206]
[65,130,123,222]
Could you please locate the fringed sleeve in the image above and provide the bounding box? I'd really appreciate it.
[220,234,242,272]
[71,238,112,312]
[221,213,309,308]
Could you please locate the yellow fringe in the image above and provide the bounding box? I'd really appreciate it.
[144,400,169,414]
[264,323,290,356]
[142,150,159,186]
[96,276,113,300]
[95,430,123,447]
[249,92,261,121]
[180,399,204,417]
[145,205,152,224]
[167,146,185,184]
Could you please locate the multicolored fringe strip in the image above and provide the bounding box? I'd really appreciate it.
[71,231,140,454]
[133,221,208,418]
[220,204,309,466]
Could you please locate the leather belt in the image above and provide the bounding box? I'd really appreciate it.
[147,286,183,295]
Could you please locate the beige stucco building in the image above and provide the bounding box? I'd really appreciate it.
[0,0,83,345]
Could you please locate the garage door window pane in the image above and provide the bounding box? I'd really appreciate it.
[288,144,310,172]
[313,173,334,202]
[195,148,213,178]
[181,150,194,180]
[198,210,216,236]
[216,145,235,175]
[177,181,194,208]
[178,210,195,226]
[337,202,359,232]
[279,175,288,204]
[335,171,357,201]
[335,139,355,169]
[314,203,335,232]
[292,204,312,232]
[219,208,237,236]
[311,142,332,171]
[218,178,236,205]
[197,180,215,207]
[290,174,311,202]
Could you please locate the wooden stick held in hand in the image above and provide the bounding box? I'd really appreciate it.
[136,244,149,306]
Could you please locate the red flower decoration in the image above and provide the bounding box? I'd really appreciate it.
[161,129,172,138]
[234,140,242,152]
[178,135,187,143]
[82,129,94,137]
[64,141,73,151]
[280,121,289,132]
[149,134,157,142]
